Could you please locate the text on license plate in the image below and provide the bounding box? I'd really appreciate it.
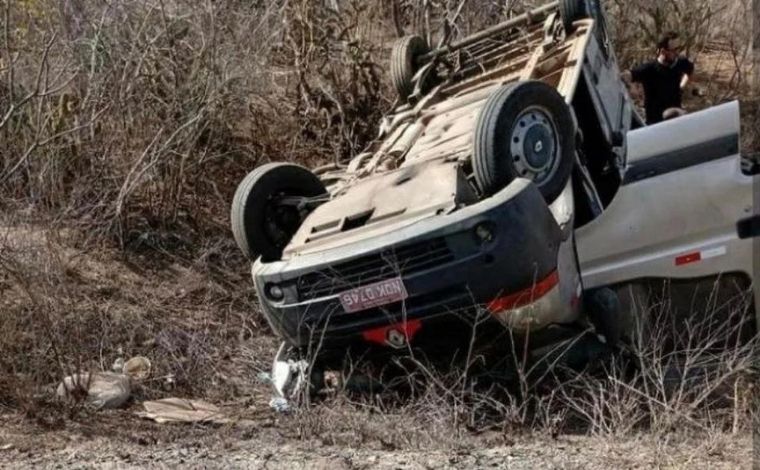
[339,278,408,313]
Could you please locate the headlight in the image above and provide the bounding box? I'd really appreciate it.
[266,283,285,301]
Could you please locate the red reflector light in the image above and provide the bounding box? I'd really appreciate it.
[487,271,560,314]
[675,252,701,266]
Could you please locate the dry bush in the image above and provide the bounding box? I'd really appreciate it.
[0,217,268,413]
[744,75,758,153]
[1,0,264,245]
[0,0,402,415]
[289,288,758,443]
[0,0,395,411]
[273,0,390,163]
[606,0,742,66]
[556,285,757,436]
[0,0,411,243]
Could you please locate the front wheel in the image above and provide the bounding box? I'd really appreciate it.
[231,163,326,262]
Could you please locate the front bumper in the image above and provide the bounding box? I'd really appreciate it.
[253,179,570,354]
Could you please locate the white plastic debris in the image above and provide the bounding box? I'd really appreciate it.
[111,357,125,373]
[256,372,273,384]
[268,342,309,412]
[268,397,291,413]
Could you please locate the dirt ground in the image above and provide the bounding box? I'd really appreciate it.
[0,410,754,469]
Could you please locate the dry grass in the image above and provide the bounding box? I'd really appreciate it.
[0,216,276,417]
[288,289,758,442]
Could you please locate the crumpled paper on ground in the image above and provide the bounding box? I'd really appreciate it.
[137,398,229,424]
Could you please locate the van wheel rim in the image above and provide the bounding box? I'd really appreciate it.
[509,106,561,186]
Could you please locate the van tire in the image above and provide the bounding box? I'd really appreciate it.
[390,35,430,101]
[231,163,326,262]
[472,80,576,202]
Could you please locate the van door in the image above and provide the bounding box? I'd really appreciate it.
[581,4,631,149]
[575,101,756,294]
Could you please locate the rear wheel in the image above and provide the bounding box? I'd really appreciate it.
[472,80,576,202]
[390,35,430,101]
[231,163,326,262]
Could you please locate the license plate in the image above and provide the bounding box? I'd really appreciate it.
[339,277,408,313]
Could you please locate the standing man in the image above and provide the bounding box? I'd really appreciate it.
[623,32,695,125]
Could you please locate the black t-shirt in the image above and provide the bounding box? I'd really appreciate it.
[631,57,695,124]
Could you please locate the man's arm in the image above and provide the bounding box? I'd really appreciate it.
[680,73,690,90]
[622,64,648,99]
[679,58,695,90]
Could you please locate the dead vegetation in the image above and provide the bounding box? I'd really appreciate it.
[0,0,758,462]
[283,281,758,444]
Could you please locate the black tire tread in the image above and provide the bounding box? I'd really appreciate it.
[472,82,520,196]
[586,288,623,346]
[390,35,428,100]
[231,162,325,261]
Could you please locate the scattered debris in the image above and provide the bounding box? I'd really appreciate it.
[256,372,272,384]
[56,372,132,410]
[137,398,229,424]
[124,356,152,381]
[111,357,125,373]
[268,397,291,413]
[258,371,295,412]
[267,342,309,413]
[56,356,152,410]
